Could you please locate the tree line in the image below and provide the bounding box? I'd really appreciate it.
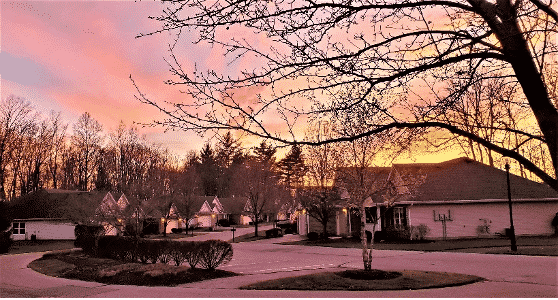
[0,95,309,206]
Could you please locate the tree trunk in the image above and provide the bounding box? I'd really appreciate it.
[360,205,374,271]
[254,218,259,237]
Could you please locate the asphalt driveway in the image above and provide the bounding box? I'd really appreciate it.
[1,235,556,297]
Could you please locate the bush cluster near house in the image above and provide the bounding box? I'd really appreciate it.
[0,230,12,253]
[0,201,12,253]
[75,225,233,271]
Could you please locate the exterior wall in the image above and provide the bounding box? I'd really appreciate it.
[408,201,558,239]
[297,211,338,236]
[240,215,253,225]
[297,213,309,235]
[308,214,336,235]
[196,215,216,228]
[336,209,349,236]
[163,219,184,234]
[12,220,75,241]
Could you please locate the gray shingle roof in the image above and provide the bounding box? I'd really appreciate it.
[336,157,558,203]
[394,157,558,201]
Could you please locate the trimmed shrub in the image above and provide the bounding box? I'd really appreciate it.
[410,224,430,240]
[217,219,230,227]
[384,226,411,241]
[185,241,202,269]
[74,224,104,254]
[157,240,172,264]
[307,232,319,241]
[137,239,166,264]
[198,240,233,271]
[97,236,139,262]
[0,230,13,253]
[171,228,183,234]
[265,228,283,238]
[168,240,190,266]
[146,240,164,264]
[91,237,234,270]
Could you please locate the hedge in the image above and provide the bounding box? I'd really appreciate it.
[93,236,232,270]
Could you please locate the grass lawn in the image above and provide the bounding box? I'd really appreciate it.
[4,240,76,255]
[281,235,558,256]
[28,250,238,287]
[240,269,484,291]
[229,230,268,243]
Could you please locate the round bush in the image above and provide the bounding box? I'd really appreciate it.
[197,240,233,270]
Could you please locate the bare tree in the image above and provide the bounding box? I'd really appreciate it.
[136,0,558,191]
[72,112,103,191]
[46,112,68,190]
[297,187,342,238]
[304,121,343,188]
[0,95,37,200]
[232,144,283,237]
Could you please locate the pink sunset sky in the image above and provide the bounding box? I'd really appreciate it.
[1,0,461,163]
[1,0,213,157]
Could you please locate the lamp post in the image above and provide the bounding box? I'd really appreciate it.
[504,161,518,252]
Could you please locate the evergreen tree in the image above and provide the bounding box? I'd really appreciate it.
[198,143,218,196]
[277,145,306,188]
[215,132,245,197]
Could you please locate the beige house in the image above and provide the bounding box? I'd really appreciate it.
[335,157,558,240]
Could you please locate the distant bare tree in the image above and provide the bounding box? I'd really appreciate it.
[0,95,37,200]
[232,144,283,237]
[72,112,103,191]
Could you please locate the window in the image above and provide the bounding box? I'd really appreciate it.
[393,207,406,230]
[13,222,25,235]
[365,207,377,223]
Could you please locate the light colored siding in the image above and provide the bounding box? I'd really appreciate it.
[408,201,558,239]
[164,219,182,233]
[336,210,349,236]
[308,214,336,235]
[298,213,308,235]
[13,221,75,240]
[196,215,214,228]
[240,215,252,225]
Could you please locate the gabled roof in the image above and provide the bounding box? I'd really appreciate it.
[199,200,213,214]
[212,197,224,213]
[10,189,109,221]
[95,192,119,216]
[394,157,558,202]
[116,194,129,211]
[338,157,558,204]
[168,203,180,218]
[218,196,250,214]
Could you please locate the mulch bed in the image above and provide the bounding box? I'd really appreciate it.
[28,250,238,287]
[240,269,484,291]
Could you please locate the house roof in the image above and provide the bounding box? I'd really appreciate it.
[336,157,558,204]
[10,189,109,221]
[190,195,253,215]
[394,157,558,202]
[217,196,250,214]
